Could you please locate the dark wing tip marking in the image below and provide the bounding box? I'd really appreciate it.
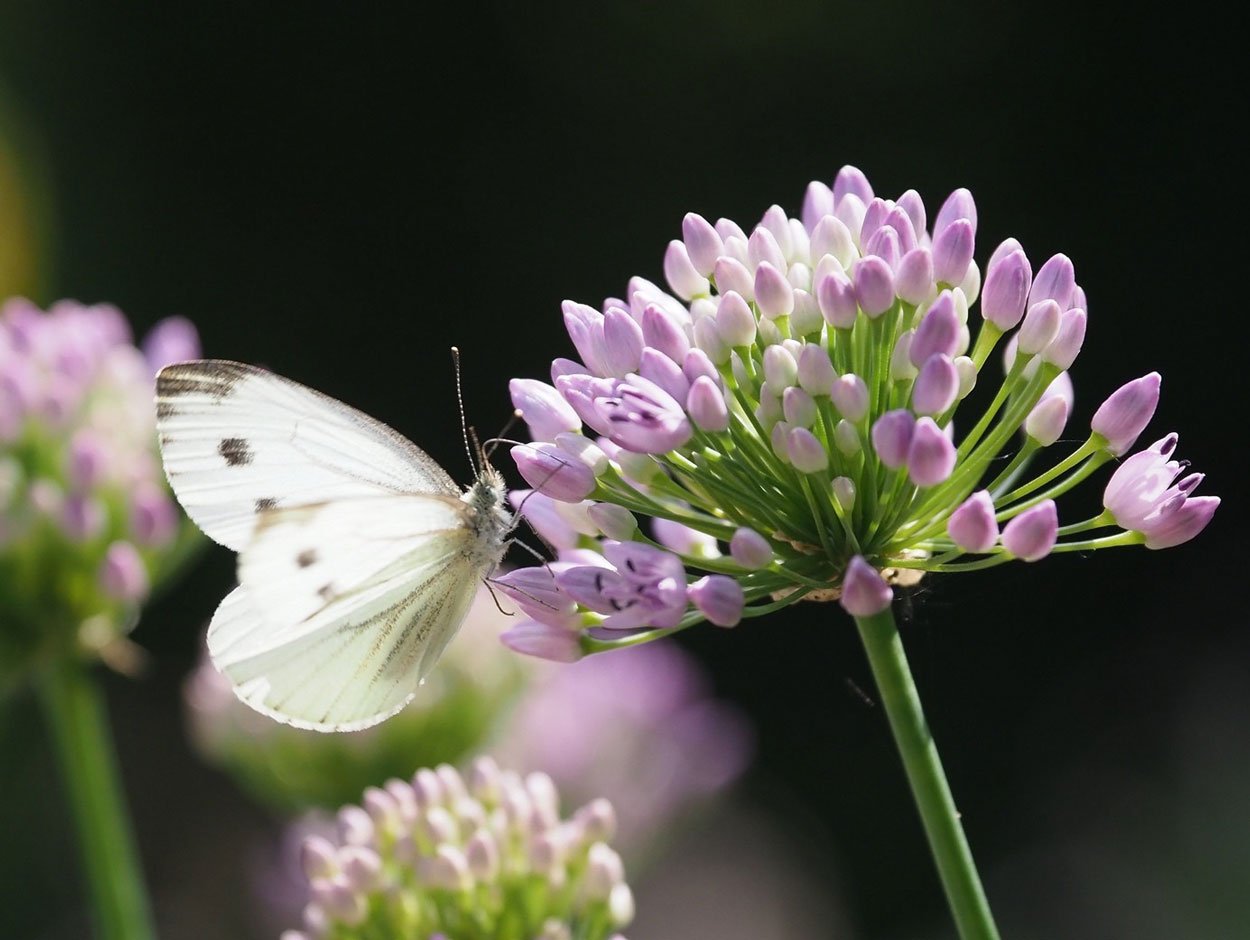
[155,400,178,420]
[218,437,254,466]
[156,360,257,400]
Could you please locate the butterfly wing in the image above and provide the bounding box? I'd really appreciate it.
[211,496,496,731]
[156,360,460,551]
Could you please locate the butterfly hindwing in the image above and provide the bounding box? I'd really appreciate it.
[156,360,460,551]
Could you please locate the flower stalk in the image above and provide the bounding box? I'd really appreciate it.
[854,605,999,940]
[38,656,155,940]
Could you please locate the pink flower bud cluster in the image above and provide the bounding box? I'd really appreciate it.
[1,297,200,670]
[500,166,1216,640]
[281,757,633,940]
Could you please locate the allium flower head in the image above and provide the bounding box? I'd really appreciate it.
[501,166,1218,649]
[0,297,200,684]
[281,758,633,940]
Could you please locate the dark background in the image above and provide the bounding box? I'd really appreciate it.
[1,3,1245,938]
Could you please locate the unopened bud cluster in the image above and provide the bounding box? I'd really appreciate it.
[282,758,633,940]
[499,165,1218,651]
[1,298,200,681]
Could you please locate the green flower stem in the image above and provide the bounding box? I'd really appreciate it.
[854,605,1001,940]
[38,657,155,940]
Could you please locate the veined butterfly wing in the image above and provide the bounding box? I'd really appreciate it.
[156,360,511,732]
[156,360,460,552]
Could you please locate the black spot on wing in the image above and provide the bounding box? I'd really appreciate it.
[297,549,318,568]
[318,584,335,601]
[255,497,278,512]
[218,437,253,466]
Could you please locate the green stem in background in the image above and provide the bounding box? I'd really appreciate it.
[854,605,1001,940]
[37,657,155,940]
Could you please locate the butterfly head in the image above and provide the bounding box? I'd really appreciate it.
[465,464,514,544]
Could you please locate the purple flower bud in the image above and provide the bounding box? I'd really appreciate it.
[500,620,583,663]
[872,409,916,468]
[830,373,868,422]
[853,256,895,318]
[859,198,889,248]
[714,255,755,301]
[912,354,960,416]
[1001,500,1059,561]
[682,347,718,385]
[839,556,893,617]
[1028,253,1076,311]
[796,345,835,396]
[1017,300,1062,355]
[715,291,756,348]
[895,247,935,305]
[131,485,178,546]
[891,331,918,381]
[688,575,744,628]
[692,315,729,365]
[896,189,928,242]
[1042,308,1086,370]
[510,378,582,442]
[782,387,817,427]
[587,502,637,540]
[981,248,1033,330]
[1141,496,1219,549]
[553,432,608,475]
[834,419,860,455]
[511,443,597,502]
[754,262,795,320]
[910,292,961,365]
[833,165,874,204]
[1024,395,1069,446]
[494,567,580,628]
[555,373,616,436]
[810,215,856,269]
[832,475,856,511]
[653,518,720,557]
[62,494,106,542]
[141,316,201,375]
[642,304,691,364]
[600,307,644,376]
[638,347,689,403]
[66,429,109,489]
[686,375,729,432]
[550,357,584,381]
[562,301,609,376]
[907,417,956,486]
[300,836,338,880]
[510,490,577,549]
[1091,372,1161,455]
[863,223,901,271]
[935,187,978,236]
[99,541,149,602]
[947,491,999,552]
[664,240,708,301]
[883,206,918,253]
[759,204,794,259]
[762,344,798,388]
[748,227,786,272]
[816,269,858,328]
[730,527,773,569]
[932,219,975,286]
[790,288,823,336]
[787,427,828,473]
[682,213,724,276]
[802,182,835,232]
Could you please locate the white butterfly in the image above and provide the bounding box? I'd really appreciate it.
[156,359,513,732]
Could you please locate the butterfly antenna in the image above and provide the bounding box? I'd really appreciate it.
[484,410,524,460]
[450,346,478,476]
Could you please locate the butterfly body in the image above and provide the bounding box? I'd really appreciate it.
[156,360,512,732]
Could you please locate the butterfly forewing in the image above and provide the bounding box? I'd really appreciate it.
[156,359,512,732]
[237,494,471,632]
[156,360,459,551]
